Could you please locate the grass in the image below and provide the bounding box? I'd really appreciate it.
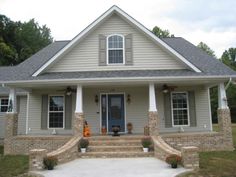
[0,146,29,177]
[179,124,236,177]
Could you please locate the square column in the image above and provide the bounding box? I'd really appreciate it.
[8,88,17,113]
[148,83,159,135]
[74,85,84,136]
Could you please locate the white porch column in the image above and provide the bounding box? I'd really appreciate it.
[7,88,17,113]
[148,83,159,135]
[218,83,228,109]
[149,83,157,111]
[75,85,83,113]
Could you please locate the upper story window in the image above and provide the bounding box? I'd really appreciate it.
[107,34,124,64]
[0,98,8,112]
[171,92,190,126]
[48,95,64,128]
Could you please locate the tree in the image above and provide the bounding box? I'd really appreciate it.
[152,26,174,38]
[0,14,53,66]
[221,48,236,71]
[197,42,216,57]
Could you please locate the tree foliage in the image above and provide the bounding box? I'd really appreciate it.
[0,14,53,66]
[221,48,236,70]
[152,26,174,38]
[197,42,216,57]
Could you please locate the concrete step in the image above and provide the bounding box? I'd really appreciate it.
[79,151,154,158]
[88,146,143,152]
[89,140,141,146]
[88,135,144,141]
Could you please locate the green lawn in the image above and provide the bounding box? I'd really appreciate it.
[0,146,29,177]
[179,124,236,177]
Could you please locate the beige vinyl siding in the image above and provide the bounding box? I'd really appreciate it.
[158,86,212,133]
[27,91,72,135]
[48,14,186,72]
[0,112,6,139]
[83,86,148,134]
[18,96,27,135]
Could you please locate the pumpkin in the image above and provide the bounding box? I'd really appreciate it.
[83,125,91,137]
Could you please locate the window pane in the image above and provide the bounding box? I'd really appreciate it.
[1,99,8,106]
[172,93,188,126]
[108,50,123,63]
[108,35,123,48]
[1,106,8,112]
[49,112,63,128]
[49,96,64,111]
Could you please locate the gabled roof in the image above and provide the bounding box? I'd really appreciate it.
[0,38,235,84]
[32,5,201,76]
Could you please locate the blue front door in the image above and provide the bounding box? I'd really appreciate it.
[101,94,125,133]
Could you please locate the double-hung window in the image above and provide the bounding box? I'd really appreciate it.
[0,98,8,112]
[48,96,64,128]
[171,92,189,126]
[107,34,124,64]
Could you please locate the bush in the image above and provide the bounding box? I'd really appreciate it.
[79,138,89,148]
[43,156,58,170]
[141,136,152,148]
[165,154,182,167]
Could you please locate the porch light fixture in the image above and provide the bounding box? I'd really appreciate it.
[66,87,73,96]
[127,94,131,104]
[162,84,169,93]
[95,95,99,104]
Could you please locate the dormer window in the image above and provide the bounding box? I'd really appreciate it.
[107,34,124,64]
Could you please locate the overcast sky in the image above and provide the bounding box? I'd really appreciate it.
[0,0,235,57]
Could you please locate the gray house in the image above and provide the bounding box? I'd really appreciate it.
[0,5,235,168]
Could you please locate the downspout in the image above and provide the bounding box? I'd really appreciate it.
[225,77,232,90]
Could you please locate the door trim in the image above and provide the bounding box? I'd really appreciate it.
[100,92,126,134]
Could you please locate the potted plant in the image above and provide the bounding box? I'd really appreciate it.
[112,126,120,136]
[79,138,89,153]
[127,122,133,134]
[43,156,58,170]
[141,136,152,152]
[165,154,182,168]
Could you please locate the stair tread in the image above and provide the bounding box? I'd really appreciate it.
[89,145,142,148]
[80,151,154,155]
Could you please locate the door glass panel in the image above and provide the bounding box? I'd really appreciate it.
[101,95,107,128]
[110,97,121,120]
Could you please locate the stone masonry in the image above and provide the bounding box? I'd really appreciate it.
[4,113,18,154]
[148,111,159,136]
[181,146,199,169]
[74,112,84,136]
[29,149,47,171]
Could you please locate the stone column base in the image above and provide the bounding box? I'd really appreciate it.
[74,112,84,136]
[148,111,159,136]
[181,146,199,169]
[29,149,47,171]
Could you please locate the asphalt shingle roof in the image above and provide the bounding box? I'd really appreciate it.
[0,38,235,82]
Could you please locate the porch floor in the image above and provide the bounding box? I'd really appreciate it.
[36,158,189,177]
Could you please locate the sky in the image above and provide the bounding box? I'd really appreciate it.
[0,0,236,58]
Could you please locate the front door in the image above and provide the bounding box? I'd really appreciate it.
[101,94,125,133]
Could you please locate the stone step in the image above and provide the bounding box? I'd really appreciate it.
[88,146,143,152]
[88,135,144,141]
[89,140,141,146]
[79,151,154,158]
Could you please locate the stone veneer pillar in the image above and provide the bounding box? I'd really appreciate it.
[217,108,234,150]
[29,149,47,171]
[148,111,159,136]
[4,113,18,155]
[181,146,199,169]
[74,112,84,136]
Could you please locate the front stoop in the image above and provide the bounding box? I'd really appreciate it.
[79,135,154,158]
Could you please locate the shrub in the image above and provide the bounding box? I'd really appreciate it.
[165,154,182,167]
[43,156,58,170]
[79,138,89,148]
[141,136,152,148]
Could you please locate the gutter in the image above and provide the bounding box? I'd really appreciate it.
[225,77,232,90]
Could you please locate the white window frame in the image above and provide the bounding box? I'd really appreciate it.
[106,34,125,65]
[48,95,65,129]
[171,92,190,127]
[0,97,9,113]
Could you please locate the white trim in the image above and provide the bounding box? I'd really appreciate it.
[171,92,190,127]
[47,95,65,129]
[207,87,213,131]
[25,93,30,134]
[106,34,125,65]
[32,5,201,76]
[3,75,234,86]
[100,92,126,134]
[0,97,8,113]
[149,83,157,112]
[218,83,228,109]
[75,84,83,113]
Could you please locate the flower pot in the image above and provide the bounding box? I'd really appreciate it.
[171,163,178,168]
[143,148,149,152]
[81,148,86,153]
[47,166,54,170]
